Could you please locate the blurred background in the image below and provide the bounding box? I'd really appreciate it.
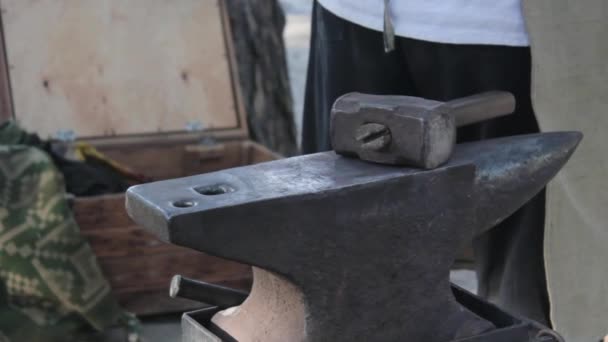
[3,0,595,341]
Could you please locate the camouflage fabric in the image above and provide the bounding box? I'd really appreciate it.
[0,144,137,341]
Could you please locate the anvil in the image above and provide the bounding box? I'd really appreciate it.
[126,132,581,342]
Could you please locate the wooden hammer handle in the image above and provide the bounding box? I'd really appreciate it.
[447,91,516,127]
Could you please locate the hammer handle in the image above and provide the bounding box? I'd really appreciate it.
[170,275,249,309]
[447,91,516,127]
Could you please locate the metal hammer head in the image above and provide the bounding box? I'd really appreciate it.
[126,132,580,342]
[330,91,515,168]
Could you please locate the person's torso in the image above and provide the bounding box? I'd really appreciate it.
[316,0,530,46]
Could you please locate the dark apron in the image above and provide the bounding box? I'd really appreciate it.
[302,1,550,325]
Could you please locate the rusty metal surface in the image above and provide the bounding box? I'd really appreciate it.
[330,91,515,168]
[170,275,248,310]
[126,132,580,341]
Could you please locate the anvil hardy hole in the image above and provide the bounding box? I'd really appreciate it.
[195,183,235,196]
[172,199,197,208]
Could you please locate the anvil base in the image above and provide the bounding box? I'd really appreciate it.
[180,286,563,342]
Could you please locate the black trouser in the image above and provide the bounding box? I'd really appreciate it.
[302,2,550,325]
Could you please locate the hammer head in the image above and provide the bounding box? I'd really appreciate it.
[331,93,455,169]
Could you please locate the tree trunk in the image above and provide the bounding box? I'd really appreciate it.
[226,0,298,156]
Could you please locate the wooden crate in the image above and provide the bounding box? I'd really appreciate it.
[72,141,277,314]
[0,0,271,315]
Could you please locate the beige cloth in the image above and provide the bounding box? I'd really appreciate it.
[524,1,608,340]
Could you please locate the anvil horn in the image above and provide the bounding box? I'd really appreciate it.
[458,131,582,234]
[126,132,581,342]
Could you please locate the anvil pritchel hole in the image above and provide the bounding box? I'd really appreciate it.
[172,199,197,208]
[194,183,236,196]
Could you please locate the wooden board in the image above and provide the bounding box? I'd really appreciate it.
[0,0,242,138]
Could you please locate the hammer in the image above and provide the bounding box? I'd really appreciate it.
[330,91,515,168]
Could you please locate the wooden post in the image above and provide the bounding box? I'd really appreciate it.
[0,11,14,122]
[225,0,298,156]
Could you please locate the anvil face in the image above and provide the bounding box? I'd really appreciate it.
[127,132,581,342]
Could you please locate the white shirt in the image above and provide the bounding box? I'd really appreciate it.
[317,0,530,47]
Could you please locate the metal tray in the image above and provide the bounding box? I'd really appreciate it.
[180,284,563,342]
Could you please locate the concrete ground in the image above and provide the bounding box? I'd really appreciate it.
[102,314,181,342]
[139,315,182,342]
[124,3,478,340]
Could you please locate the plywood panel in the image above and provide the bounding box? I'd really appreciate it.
[1,0,239,138]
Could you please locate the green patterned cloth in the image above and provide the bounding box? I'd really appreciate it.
[0,144,138,341]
